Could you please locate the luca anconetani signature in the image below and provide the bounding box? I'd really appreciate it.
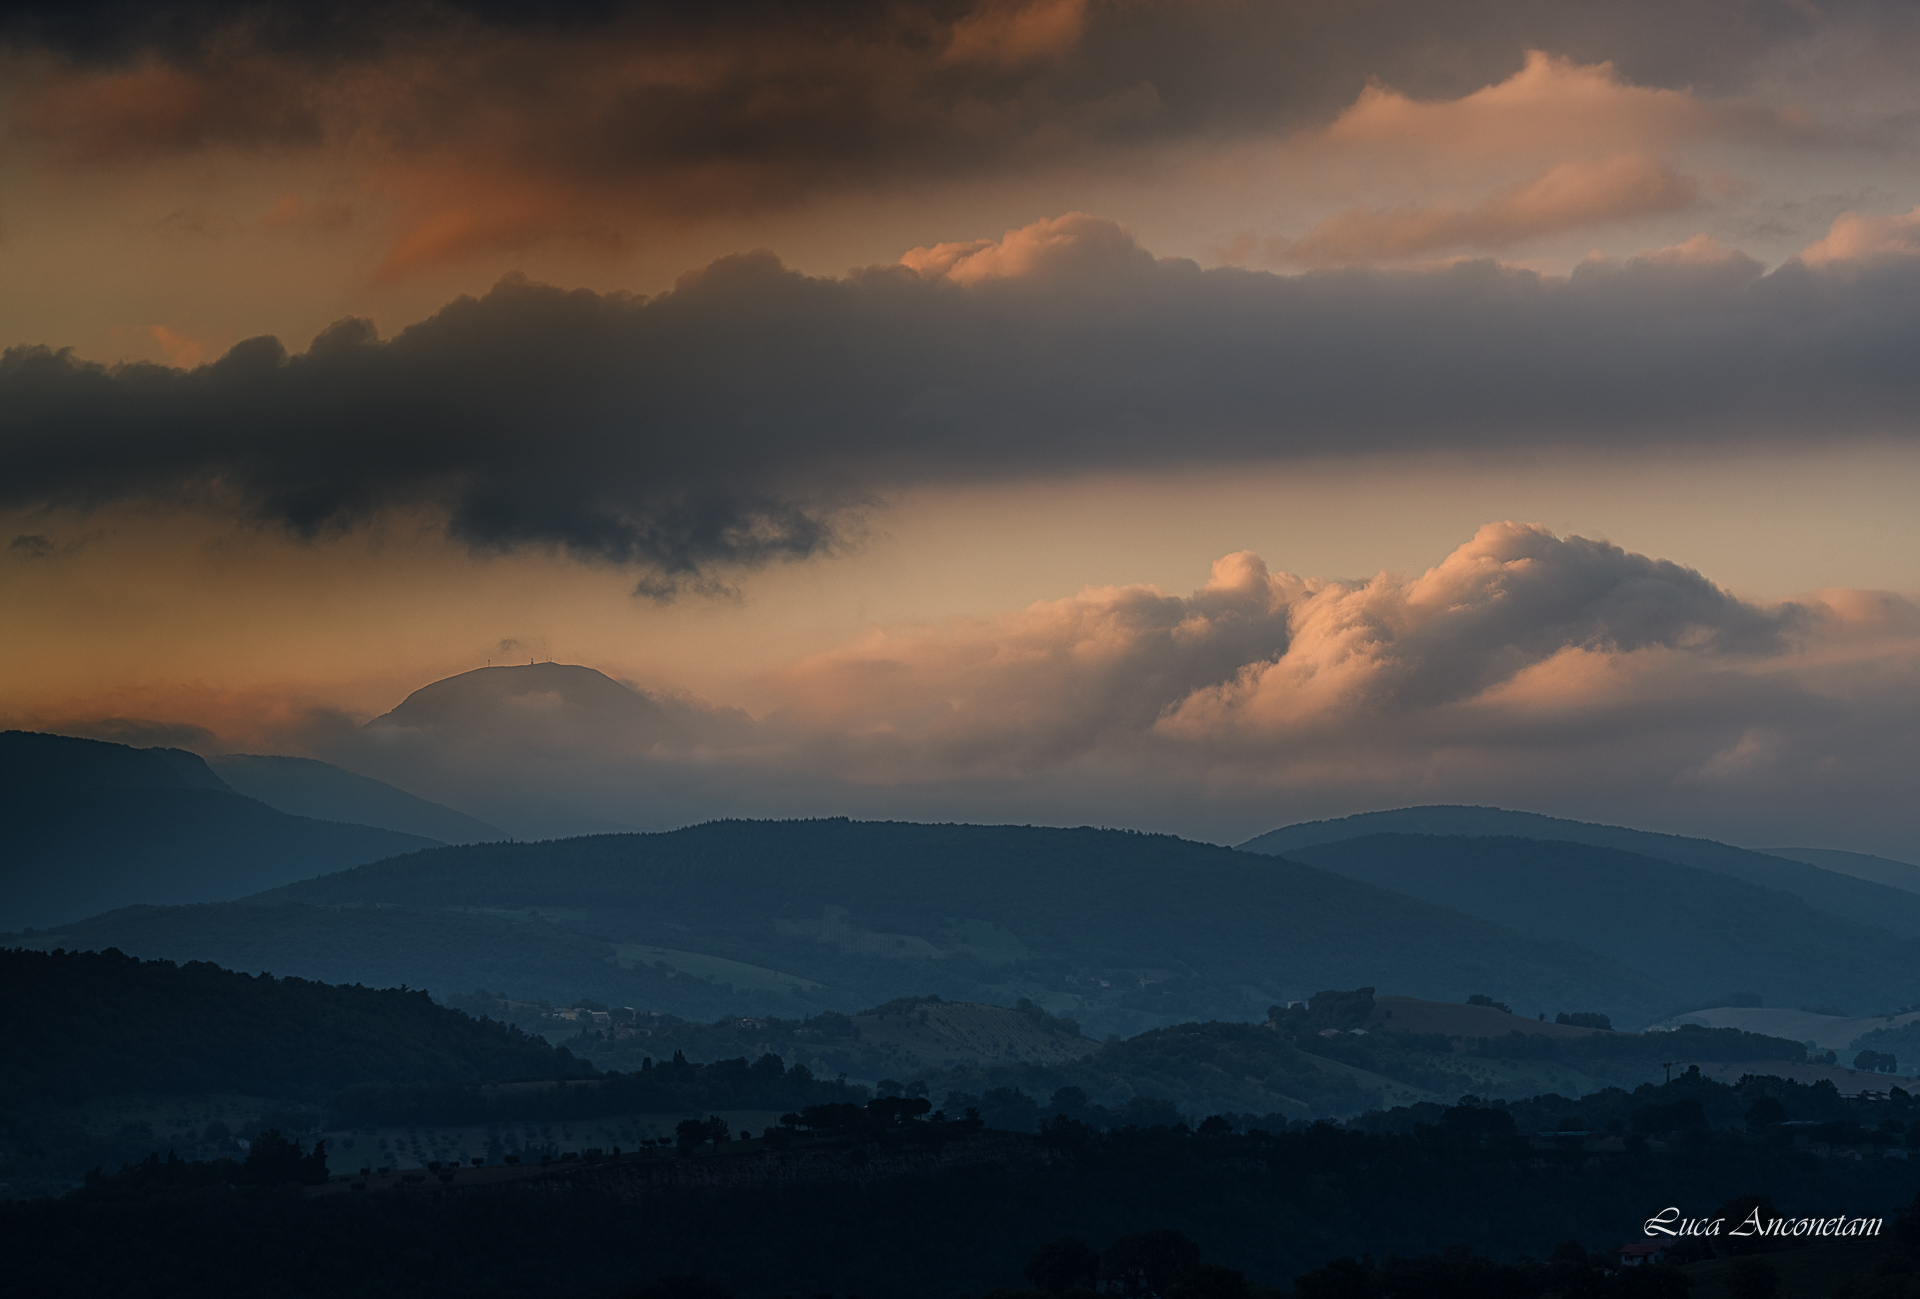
[1644,1206,1884,1240]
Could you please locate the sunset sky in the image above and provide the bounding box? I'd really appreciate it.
[4,0,1919,853]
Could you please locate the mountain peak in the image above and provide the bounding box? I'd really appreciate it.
[368,662,682,748]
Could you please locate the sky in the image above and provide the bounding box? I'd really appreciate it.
[4,0,1920,855]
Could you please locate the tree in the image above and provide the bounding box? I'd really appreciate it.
[299,1139,330,1186]
[1855,1050,1898,1074]
[704,1116,729,1151]
[1048,1086,1091,1117]
[674,1118,707,1155]
[1102,1230,1201,1298]
[1632,1098,1707,1134]
[868,1096,931,1125]
[1025,1237,1100,1294]
[1745,1097,1787,1132]
[243,1129,309,1185]
[1556,1012,1612,1030]
[1292,1256,1375,1299]
[1169,1264,1249,1299]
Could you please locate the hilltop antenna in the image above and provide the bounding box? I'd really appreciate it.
[1661,1061,1680,1084]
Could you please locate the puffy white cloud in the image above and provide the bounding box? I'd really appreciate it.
[734,524,1918,852]
[772,523,1801,765]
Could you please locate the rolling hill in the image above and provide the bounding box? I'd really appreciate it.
[0,946,587,1110]
[8,819,1684,1035]
[1765,846,1920,895]
[208,753,504,844]
[1648,1004,1920,1052]
[1239,804,1920,940]
[1278,833,1920,1016]
[0,731,440,930]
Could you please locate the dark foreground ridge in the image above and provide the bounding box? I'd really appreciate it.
[11,1073,1920,1298]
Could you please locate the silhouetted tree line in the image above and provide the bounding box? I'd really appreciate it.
[11,1076,1920,1299]
[1347,1065,1920,1151]
[80,1128,331,1195]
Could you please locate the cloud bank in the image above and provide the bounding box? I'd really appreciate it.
[178,524,1904,857]
[23,521,1920,853]
[2,2,1903,269]
[6,210,1920,588]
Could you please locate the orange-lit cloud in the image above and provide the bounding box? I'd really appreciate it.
[900,210,1153,282]
[769,523,1798,772]
[944,0,1089,68]
[9,57,324,160]
[1279,155,1702,265]
[1324,49,1802,161]
[136,324,209,367]
[1,5,1874,280]
[1799,204,1920,265]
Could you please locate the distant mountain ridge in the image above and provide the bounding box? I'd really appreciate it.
[1764,846,1920,896]
[1280,833,1920,1015]
[2,730,235,793]
[209,753,503,844]
[0,731,440,930]
[1239,804,1920,941]
[8,819,1684,1033]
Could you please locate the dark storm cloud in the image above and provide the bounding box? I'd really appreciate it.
[5,215,1920,586]
[4,1,1907,207]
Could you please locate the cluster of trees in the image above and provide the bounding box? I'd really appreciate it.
[326,1050,868,1128]
[1857,1051,1901,1075]
[81,1128,332,1195]
[1850,1021,1920,1078]
[1558,1012,1614,1030]
[1346,1066,1920,1152]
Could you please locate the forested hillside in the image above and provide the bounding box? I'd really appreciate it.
[0,947,586,1110]
[1239,805,1920,940]
[22,819,1683,1033]
[1283,834,1920,1013]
